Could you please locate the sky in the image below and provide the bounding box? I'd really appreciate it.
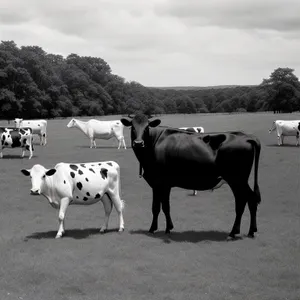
[0,0,300,87]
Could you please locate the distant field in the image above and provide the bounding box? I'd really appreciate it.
[0,113,299,300]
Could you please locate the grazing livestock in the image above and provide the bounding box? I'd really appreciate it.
[268,120,300,146]
[14,118,47,146]
[179,127,205,133]
[21,161,125,238]
[121,114,261,239]
[0,127,33,159]
[179,126,205,195]
[67,118,126,149]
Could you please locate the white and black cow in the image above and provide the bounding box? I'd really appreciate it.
[0,127,33,159]
[67,118,126,149]
[179,126,205,195]
[179,127,205,134]
[269,120,300,146]
[14,118,47,146]
[21,161,125,238]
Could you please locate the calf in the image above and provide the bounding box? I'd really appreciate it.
[0,127,33,159]
[14,118,47,145]
[21,161,125,238]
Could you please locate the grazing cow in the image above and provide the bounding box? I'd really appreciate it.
[67,118,126,149]
[179,127,205,195]
[121,114,261,239]
[14,118,47,146]
[268,120,300,146]
[21,161,125,238]
[0,127,33,159]
[179,127,205,134]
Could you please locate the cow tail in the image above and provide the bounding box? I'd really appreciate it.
[249,138,261,204]
[116,164,125,210]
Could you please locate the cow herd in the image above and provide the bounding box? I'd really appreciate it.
[1,115,299,240]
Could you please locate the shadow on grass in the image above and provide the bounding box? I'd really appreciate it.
[130,229,242,243]
[0,155,30,159]
[75,145,130,149]
[24,227,119,240]
[266,143,299,148]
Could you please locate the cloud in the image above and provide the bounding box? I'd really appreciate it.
[156,0,300,32]
[0,0,300,86]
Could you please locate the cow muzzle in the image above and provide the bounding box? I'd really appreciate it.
[30,189,40,195]
[133,140,145,148]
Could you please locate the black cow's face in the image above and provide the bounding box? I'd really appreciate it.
[121,114,161,148]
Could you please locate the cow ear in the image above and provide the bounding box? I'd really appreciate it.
[149,119,161,127]
[120,118,132,127]
[21,169,30,176]
[46,169,56,176]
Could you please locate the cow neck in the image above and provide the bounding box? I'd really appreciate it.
[74,119,89,135]
[41,175,57,205]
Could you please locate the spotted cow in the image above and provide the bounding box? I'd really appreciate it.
[14,118,47,146]
[179,127,205,134]
[21,161,125,238]
[0,127,33,159]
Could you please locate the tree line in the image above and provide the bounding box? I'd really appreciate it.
[1,40,300,119]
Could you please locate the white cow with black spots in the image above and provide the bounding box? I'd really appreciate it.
[179,126,205,134]
[0,127,33,159]
[14,118,47,146]
[21,161,125,238]
[67,118,126,149]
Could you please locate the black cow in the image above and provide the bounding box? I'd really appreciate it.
[121,114,261,239]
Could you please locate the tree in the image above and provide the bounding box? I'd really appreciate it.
[261,68,300,112]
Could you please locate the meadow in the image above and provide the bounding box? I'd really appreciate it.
[0,113,299,300]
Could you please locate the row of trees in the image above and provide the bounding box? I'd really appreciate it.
[1,40,300,119]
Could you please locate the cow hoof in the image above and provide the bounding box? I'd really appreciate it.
[227,235,237,241]
[55,233,63,239]
[247,233,255,239]
[99,228,107,233]
[148,229,156,234]
[118,228,125,233]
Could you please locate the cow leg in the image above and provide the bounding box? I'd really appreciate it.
[117,138,121,150]
[21,148,25,158]
[192,190,197,196]
[0,149,3,158]
[93,139,97,148]
[277,135,281,145]
[90,138,93,148]
[122,137,127,149]
[107,192,124,232]
[56,197,70,238]
[246,186,259,238]
[149,188,162,233]
[281,136,284,145]
[161,188,173,234]
[100,194,113,233]
[228,184,247,239]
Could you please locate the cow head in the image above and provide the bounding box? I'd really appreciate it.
[121,114,161,148]
[67,119,76,128]
[14,118,23,128]
[21,164,56,195]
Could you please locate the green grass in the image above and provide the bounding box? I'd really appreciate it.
[0,113,299,300]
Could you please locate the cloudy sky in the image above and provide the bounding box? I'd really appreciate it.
[0,0,300,87]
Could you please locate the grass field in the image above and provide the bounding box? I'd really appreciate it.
[0,113,299,300]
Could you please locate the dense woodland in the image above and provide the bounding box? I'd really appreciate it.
[1,40,300,119]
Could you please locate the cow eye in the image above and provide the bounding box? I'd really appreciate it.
[42,175,46,179]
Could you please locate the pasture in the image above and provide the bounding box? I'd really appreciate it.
[0,113,299,300]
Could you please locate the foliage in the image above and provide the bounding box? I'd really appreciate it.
[0,41,300,118]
